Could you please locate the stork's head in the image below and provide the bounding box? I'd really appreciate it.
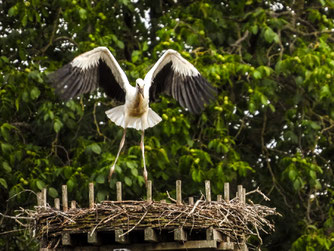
[136,78,145,98]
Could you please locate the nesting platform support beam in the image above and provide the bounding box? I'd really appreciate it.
[38,180,250,251]
[145,227,159,242]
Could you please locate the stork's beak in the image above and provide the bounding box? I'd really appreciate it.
[138,87,144,98]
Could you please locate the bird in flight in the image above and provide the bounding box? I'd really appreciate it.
[50,47,216,183]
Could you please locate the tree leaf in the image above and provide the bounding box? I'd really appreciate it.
[0,178,7,189]
[36,179,46,190]
[48,187,58,198]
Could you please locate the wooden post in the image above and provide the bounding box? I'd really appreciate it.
[37,192,43,206]
[146,180,152,203]
[224,182,231,244]
[89,183,94,209]
[224,182,230,201]
[88,230,100,245]
[188,197,194,205]
[205,180,211,202]
[116,181,122,201]
[71,200,76,209]
[206,227,222,242]
[217,194,222,202]
[62,185,68,212]
[243,187,246,203]
[54,198,60,210]
[42,188,47,207]
[144,227,158,242]
[176,180,182,205]
[62,233,71,246]
[174,227,187,241]
[160,199,167,203]
[238,185,244,203]
[115,229,129,244]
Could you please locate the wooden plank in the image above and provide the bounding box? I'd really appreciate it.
[206,227,223,242]
[144,227,158,242]
[61,232,71,246]
[89,182,94,209]
[205,180,211,202]
[174,227,187,242]
[147,180,152,203]
[115,229,129,244]
[151,240,218,250]
[176,180,182,205]
[62,185,68,212]
[116,182,122,201]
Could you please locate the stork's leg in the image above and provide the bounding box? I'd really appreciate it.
[140,129,148,184]
[108,128,127,182]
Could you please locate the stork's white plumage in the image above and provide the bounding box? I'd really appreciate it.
[50,47,216,183]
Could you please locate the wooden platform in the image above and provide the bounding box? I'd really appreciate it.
[33,180,270,251]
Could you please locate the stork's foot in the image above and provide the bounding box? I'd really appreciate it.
[108,164,116,182]
[143,168,148,185]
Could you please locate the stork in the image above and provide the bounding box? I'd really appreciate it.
[50,47,216,183]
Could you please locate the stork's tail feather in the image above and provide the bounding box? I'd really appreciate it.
[105,105,126,128]
[105,106,162,131]
[146,108,162,129]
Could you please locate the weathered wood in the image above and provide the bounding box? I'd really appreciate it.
[116,181,122,201]
[174,227,187,241]
[153,240,218,250]
[217,195,222,202]
[62,185,68,212]
[160,199,167,203]
[243,188,246,203]
[144,227,158,242]
[206,227,223,242]
[188,197,194,205]
[61,232,71,246]
[87,230,100,245]
[218,241,234,250]
[54,198,60,210]
[238,185,243,203]
[42,188,47,207]
[70,200,76,209]
[37,192,43,206]
[224,183,230,201]
[205,180,211,202]
[147,180,152,203]
[89,183,94,209]
[176,180,182,205]
[115,229,129,244]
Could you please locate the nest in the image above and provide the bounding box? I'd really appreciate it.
[20,190,279,248]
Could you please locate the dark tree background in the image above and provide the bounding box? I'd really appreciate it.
[1,0,334,250]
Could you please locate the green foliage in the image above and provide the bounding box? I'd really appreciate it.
[1,0,334,250]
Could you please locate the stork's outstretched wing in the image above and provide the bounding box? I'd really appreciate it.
[49,47,131,102]
[144,49,216,114]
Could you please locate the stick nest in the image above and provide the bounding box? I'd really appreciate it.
[20,191,280,247]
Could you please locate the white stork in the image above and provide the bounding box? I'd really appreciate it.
[50,47,216,183]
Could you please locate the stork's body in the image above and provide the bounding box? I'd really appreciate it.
[50,47,216,183]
